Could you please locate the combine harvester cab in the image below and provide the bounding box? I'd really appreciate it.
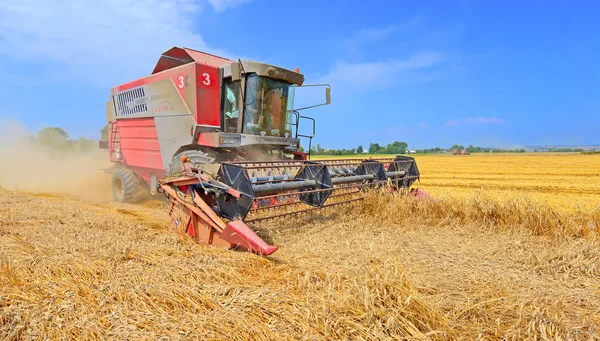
[102,46,422,255]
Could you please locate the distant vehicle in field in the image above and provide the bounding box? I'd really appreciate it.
[452,149,469,155]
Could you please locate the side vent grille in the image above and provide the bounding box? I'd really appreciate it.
[114,86,148,117]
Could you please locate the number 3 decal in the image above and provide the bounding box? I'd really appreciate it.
[178,73,210,88]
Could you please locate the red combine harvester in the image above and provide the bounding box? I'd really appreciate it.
[102,47,421,255]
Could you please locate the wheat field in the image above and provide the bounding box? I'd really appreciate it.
[1,152,599,340]
[414,153,600,214]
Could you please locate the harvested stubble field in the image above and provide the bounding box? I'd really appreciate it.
[1,152,600,340]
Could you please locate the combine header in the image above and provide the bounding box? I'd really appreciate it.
[102,47,421,255]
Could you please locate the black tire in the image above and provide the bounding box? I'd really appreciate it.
[112,168,139,203]
[167,150,216,175]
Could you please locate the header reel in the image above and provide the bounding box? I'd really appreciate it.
[159,156,420,255]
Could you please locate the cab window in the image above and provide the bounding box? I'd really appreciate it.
[221,78,240,133]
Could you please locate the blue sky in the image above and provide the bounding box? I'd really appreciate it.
[0,0,598,149]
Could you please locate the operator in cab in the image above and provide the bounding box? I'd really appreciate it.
[224,84,239,132]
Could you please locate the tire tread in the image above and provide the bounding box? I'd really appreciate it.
[112,168,139,203]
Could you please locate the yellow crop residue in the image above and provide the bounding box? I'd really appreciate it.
[2,153,599,339]
[413,153,600,213]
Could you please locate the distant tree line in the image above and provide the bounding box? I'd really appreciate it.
[310,144,357,156]
[546,148,585,152]
[101,124,109,140]
[308,142,534,155]
[16,127,97,156]
[448,144,526,153]
[415,147,443,154]
[310,141,410,155]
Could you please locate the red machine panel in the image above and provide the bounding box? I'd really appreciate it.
[116,118,163,172]
[112,63,196,108]
[195,64,220,127]
[152,47,232,74]
[109,49,227,183]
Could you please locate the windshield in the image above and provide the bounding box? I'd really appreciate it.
[243,74,295,137]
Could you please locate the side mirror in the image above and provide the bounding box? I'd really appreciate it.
[231,60,243,81]
[292,84,332,112]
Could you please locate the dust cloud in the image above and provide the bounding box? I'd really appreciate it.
[0,118,113,201]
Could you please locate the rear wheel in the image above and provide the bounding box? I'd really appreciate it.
[112,168,139,203]
[167,150,216,175]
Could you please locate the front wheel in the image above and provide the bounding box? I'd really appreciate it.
[111,168,140,203]
[167,150,216,175]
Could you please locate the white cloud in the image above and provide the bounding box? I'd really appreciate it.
[0,0,249,86]
[321,52,445,89]
[445,116,505,127]
[344,17,421,52]
[468,116,505,124]
[207,0,252,12]
[344,26,397,52]
[296,52,444,109]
